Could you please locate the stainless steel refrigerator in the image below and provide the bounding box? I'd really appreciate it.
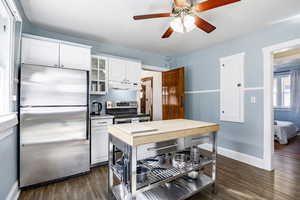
[19,64,90,188]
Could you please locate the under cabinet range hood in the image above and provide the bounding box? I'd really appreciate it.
[109,81,140,90]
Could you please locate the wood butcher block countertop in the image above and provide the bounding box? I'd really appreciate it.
[108,119,219,146]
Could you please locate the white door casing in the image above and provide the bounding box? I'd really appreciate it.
[262,38,300,171]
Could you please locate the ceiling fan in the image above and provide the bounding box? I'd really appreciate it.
[133,0,241,38]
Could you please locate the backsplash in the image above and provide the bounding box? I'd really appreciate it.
[90,88,138,114]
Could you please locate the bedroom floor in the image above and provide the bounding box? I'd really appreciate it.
[275,135,300,160]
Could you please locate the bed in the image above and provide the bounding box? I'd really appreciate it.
[274,120,299,144]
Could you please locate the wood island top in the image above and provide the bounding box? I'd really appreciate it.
[108,119,219,146]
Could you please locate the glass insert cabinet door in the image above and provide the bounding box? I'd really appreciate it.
[90,56,108,95]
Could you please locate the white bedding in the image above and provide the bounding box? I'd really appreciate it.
[274,121,299,144]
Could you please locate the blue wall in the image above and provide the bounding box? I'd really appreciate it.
[90,89,138,114]
[275,111,300,128]
[172,21,300,159]
[0,131,18,200]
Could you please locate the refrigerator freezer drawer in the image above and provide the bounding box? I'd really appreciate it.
[20,107,87,145]
[20,64,87,106]
[20,140,90,187]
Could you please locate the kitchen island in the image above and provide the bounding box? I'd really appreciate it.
[107,119,219,200]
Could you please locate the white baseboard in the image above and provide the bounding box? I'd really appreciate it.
[6,182,20,200]
[199,143,266,170]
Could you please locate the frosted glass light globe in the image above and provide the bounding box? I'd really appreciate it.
[170,15,196,33]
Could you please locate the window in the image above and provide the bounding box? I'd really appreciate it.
[273,74,291,108]
[0,0,18,116]
[273,78,278,107]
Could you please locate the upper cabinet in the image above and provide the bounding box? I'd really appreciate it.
[60,43,91,70]
[108,57,141,89]
[109,57,126,82]
[91,55,108,95]
[126,60,142,85]
[21,35,91,71]
[22,37,60,67]
[220,53,244,123]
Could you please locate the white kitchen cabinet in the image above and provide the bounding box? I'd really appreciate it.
[90,55,108,95]
[21,35,91,71]
[60,43,91,70]
[91,118,113,165]
[108,57,126,82]
[21,37,59,67]
[220,53,244,123]
[126,60,142,85]
[108,57,141,89]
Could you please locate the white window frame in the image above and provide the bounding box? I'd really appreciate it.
[0,0,11,113]
[273,74,291,110]
[0,0,21,133]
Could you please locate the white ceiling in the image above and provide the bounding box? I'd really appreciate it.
[20,0,300,55]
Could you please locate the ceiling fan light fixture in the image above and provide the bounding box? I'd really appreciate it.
[170,15,196,33]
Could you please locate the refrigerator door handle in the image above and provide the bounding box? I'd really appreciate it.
[21,107,87,114]
[21,138,89,146]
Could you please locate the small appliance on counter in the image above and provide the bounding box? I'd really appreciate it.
[91,101,102,115]
[105,101,150,124]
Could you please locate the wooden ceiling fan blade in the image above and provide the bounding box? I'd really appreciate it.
[195,0,241,13]
[162,27,174,38]
[194,16,216,33]
[133,13,171,20]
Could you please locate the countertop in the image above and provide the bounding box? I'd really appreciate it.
[108,119,219,146]
[90,114,114,120]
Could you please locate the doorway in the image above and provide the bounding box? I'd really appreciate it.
[162,67,185,120]
[272,48,300,160]
[140,77,153,121]
[140,69,163,121]
[263,39,300,170]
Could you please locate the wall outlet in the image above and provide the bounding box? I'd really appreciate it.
[250,96,256,104]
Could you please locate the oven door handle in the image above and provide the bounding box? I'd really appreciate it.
[115,118,132,123]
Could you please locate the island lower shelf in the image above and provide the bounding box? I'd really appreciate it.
[112,174,214,200]
[111,155,213,193]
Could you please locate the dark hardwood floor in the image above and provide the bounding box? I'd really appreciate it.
[19,154,300,200]
[275,135,300,160]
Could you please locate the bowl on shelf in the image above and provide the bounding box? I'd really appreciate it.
[172,151,191,169]
[136,166,150,183]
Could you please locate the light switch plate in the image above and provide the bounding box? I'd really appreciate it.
[251,96,256,104]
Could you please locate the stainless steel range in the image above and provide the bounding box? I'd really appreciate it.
[105,101,150,124]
